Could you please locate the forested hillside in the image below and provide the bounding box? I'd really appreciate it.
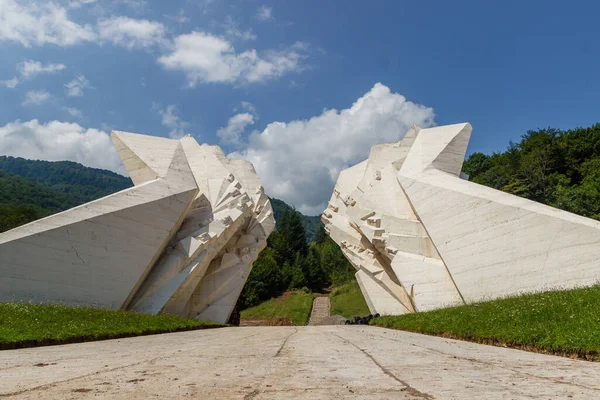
[0,157,133,233]
[0,156,132,205]
[238,210,355,310]
[462,123,600,220]
[0,171,82,232]
[269,197,322,241]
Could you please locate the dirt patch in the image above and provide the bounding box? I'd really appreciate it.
[240,318,294,326]
[275,292,292,303]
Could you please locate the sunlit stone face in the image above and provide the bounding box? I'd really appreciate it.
[0,131,275,324]
[323,123,600,315]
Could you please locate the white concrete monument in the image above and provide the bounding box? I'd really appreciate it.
[0,131,275,324]
[323,123,600,315]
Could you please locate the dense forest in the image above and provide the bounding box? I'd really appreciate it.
[269,197,323,241]
[0,156,133,204]
[462,123,600,220]
[0,157,133,233]
[238,210,355,309]
[0,171,79,232]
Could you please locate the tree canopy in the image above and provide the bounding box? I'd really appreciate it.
[462,123,600,220]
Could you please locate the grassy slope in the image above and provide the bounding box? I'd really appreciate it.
[0,303,222,350]
[330,280,370,319]
[374,285,600,359]
[241,290,314,325]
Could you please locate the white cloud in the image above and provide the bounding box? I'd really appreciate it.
[0,0,96,47]
[0,78,19,88]
[67,0,98,8]
[240,101,257,115]
[256,5,273,21]
[1,60,66,88]
[158,32,305,86]
[231,83,436,215]
[97,16,165,49]
[223,16,256,41]
[18,60,66,79]
[0,119,124,173]
[22,90,50,106]
[217,113,254,146]
[154,104,190,139]
[65,75,90,97]
[64,107,84,119]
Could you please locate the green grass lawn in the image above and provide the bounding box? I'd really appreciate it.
[330,280,370,319]
[0,303,223,350]
[373,285,600,360]
[241,290,314,325]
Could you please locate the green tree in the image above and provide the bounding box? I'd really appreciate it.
[314,224,327,244]
[289,254,307,289]
[237,247,284,309]
[270,209,308,266]
[304,245,330,291]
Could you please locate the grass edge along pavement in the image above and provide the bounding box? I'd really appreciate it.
[330,280,371,319]
[372,284,600,361]
[0,303,224,350]
[241,290,314,326]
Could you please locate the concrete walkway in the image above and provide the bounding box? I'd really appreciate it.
[2,326,600,399]
[307,296,330,325]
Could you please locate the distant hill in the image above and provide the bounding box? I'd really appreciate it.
[269,197,323,242]
[0,170,79,214]
[0,157,324,239]
[0,156,133,205]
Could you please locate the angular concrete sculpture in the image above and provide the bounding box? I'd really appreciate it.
[0,131,275,323]
[323,123,600,315]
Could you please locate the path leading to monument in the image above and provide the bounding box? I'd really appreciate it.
[2,326,600,399]
[307,296,331,325]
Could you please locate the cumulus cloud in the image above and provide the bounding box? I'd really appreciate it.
[256,6,273,21]
[18,60,66,79]
[0,78,19,88]
[217,113,254,146]
[97,16,165,49]
[65,75,91,97]
[0,0,96,47]
[22,90,50,106]
[231,83,436,215]
[158,32,305,86]
[154,104,190,139]
[0,119,124,173]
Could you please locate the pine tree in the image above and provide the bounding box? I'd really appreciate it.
[314,224,327,244]
[271,209,308,265]
[304,245,330,290]
[289,253,307,289]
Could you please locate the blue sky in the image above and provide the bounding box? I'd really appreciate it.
[0,0,598,214]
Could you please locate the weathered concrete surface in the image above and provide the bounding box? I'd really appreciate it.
[2,326,600,399]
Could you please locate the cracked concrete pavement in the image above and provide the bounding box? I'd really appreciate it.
[1,326,600,399]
